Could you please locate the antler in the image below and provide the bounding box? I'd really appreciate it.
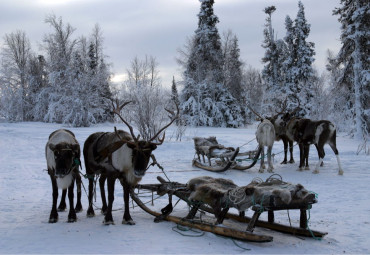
[247,104,264,120]
[149,104,180,144]
[111,99,138,143]
[275,97,288,115]
[289,94,301,116]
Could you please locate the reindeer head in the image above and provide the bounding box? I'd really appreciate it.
[112,100,179,177]
[49,142,80,178]
[270,96,301,133]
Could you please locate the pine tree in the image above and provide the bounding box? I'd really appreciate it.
[333,0,369,139]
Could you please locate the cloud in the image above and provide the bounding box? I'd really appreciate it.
[0,0,341,88]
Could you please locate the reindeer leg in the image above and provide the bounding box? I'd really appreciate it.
[86,175,95,217]
[259,148,265,173]
[49,176,59,223]
[281,139,288,164]
[67,180,77,222]
[99,175,108,215]
[329,140,344,175]
[267,146,274,173]
[122,181,135,225]
[103,176,115,225]
[75,173,83,212]
[57,189,67,211]
[313,142,325,174]
[298,144,304,171]
[289,140,295,163]
[304,144,310,170]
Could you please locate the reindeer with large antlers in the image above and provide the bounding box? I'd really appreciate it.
[83,100,179,225]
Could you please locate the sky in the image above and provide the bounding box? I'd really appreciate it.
[0,0,342,88]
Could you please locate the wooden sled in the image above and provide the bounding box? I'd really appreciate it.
[132,176,327,243]
[192,146,262,172]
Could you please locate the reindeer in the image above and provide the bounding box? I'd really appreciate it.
[46,129,82,223]
[256,119,275,173]
[284,117,344,175]
[248,105,275,173]
[267,100,297,164]
[84,101,178,225]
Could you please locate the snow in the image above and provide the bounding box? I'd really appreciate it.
[0,122,369,254]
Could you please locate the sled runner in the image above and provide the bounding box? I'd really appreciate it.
[131,175,327,243]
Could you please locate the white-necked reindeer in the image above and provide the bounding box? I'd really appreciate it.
[46,129,82,223]
[256,119,275,173]
[83,101,178,225]
[248,106,276,173]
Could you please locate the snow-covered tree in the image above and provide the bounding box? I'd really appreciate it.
[243,66,264,123]
[119,56,169,140]
[333,0,369,141]
[180,0,243,127]
[0,30,31,121]
[222,30,244,104]
[293,1,316,115]
[261,6,288,114]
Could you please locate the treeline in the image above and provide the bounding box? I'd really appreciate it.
[0,1,368,141]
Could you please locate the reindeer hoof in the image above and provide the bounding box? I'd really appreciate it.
[86,210,95,217]
[68,217,77,223]
[267,169,274,173]
[122,219,136,225]
[289,159,295,163]
[49,217,58,223]
[57,206,66,212]
[258,169,264,173]
[75,204,83,213]
[338,170,344,175]
[103,219,114,225]
[297,167,303,171]
[313,169,319,174]
[304,166,310,170]
[280,160,287,164]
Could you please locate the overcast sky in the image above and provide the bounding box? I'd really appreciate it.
[0,0,342,88]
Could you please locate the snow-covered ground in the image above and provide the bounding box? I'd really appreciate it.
[0,122,369,254]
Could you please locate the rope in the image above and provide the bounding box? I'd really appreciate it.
[228,187,247,205]
[172,224,205,237]
[238,137,256,148]
[306,207,322,241]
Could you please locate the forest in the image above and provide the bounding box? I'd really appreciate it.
[0,0,368,148]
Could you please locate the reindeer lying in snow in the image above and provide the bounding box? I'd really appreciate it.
[46,129,82,223]
[83,101,178,225]
[186,176,314,224]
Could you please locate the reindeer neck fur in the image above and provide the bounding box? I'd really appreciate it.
[110,144,142,185]
[56,172,74,190]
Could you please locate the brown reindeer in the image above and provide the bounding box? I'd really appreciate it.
[83,101,178,224]
[281,114,344,175]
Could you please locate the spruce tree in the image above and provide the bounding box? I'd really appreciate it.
[333,0,369,139]
[261,6,287,113]
[293,1,315,115]
[181,0,243,127]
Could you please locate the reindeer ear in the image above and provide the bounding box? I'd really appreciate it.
[71,144,80,155]
[49,143,56,152]
[245,187,255,196]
